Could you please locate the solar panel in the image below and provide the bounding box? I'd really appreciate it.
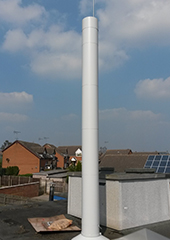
[148,155,154,160]
[144,155,170,173]
[162,155,168,161]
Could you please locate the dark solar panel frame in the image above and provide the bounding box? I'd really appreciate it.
[144,155,170,173]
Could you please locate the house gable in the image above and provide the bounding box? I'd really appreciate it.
[2,141,40,174]
[57,145,82,156]
[56,145,82,167]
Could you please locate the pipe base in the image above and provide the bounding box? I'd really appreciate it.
[72,233,109,240]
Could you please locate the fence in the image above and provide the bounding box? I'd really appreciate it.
[53,180,68,193]
[39,178,68,194]
[0,176,39,187]
[0,176,67,194]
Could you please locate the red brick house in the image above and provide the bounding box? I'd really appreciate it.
[2,141,82,174]
[43,143,63,169]
[2,141,58,174]
[56,145,82,168]
[43,144,82,168]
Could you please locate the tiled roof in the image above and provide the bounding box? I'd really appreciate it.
[43,143,57,149]
[100,154,146,172]
[56,146,82,156]
[18,141,42,158]
[105,149,132,155]
[99,150,162,173]
[19,140,41,149]
[132,151,159,155]
[100,149,132,161]
[14,141,56,159]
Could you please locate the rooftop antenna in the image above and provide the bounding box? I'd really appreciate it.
[13,131,21,140]
[44,137,49,140]
[72,15,108,240]
[93,0,95,16]
[38,137,49,142]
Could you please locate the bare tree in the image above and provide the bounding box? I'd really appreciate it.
[1,140,12,150]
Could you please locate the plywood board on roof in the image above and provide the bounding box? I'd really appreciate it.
[28,214,81,233]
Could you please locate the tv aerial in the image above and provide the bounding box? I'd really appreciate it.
[13,131,21,140]
[38,137,49,141]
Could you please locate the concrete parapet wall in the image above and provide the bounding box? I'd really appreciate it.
[0,193,32,205]
[67,176,82,218]
[67,175,170,230]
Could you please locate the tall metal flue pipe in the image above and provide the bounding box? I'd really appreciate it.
[72,16,108,240]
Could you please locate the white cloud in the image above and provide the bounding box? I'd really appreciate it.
[0,112,28,122]
[2,29,27,52]
[129,110,160,120]
[2,28,44,52]
[80,0,170,71]
[79,0,105,16]
[2,0,170,79]
[99,108,161,121]
[0,92,33,105]
[0,0,46,26]
[3,25,81,51]
[61,113,79,121]
[96,0,170,70]
[98,0,170,47]
[135,77,170,99]
[99,107,165,151]
[79,0,93,16]
[30,52,81,80]
[2,25,81,80]
[99,41,129,70]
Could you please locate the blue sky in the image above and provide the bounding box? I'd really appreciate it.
[1,0,170,152]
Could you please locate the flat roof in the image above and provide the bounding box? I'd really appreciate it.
[1,197,170,239]
[68,171,170,181]
[33,169,67,176]
[106,172,169,181]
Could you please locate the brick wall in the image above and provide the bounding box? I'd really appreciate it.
[0,182,39,198]
[55,152,64,168]
[2,142,40,174]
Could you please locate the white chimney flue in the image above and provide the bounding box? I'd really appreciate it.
[72,16,109,240]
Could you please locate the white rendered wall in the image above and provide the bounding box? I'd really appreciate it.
[67,176,82,218]
[68,177,170,230]
[118,179,170,230]
[105,180,122,229]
